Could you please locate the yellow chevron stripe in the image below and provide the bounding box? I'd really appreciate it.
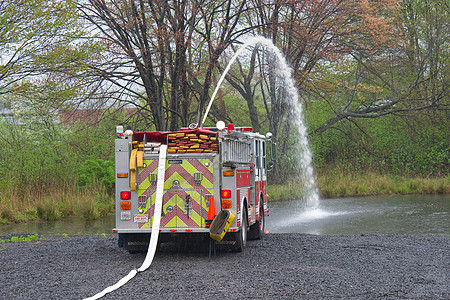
[139,158,214,190]
[159,192,202,227]
[165,217,178,227]
[177,195,202,227]
[139,180,150,193]
[141,218,153,229]
[138,159,160,191]
[177,218,187,227]
[164,172,194,190]
[184,159,214,186]
[163,194,179,210]
[137,158,214,228]
[185,210,202,227]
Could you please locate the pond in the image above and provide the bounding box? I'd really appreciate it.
[1,214,116,236]
[266,194,449,235]
[1,195,448,236]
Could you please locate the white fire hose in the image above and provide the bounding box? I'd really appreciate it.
[84,144,168,300]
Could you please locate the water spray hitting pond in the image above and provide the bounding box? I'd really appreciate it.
[203,36,320,210]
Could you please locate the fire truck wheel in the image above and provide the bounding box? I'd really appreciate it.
[249,204,265,240]
[232,209,248,252]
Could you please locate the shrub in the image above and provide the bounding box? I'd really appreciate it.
[77,159,115,192]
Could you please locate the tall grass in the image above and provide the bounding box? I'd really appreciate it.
[267,172,449,202]
[0,115,120,224]
[0,181,114,224]
[267,180,306,202]
[318,172,449,198]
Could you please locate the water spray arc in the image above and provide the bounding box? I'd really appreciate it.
[202,36,319,208]
[201,38,260,128]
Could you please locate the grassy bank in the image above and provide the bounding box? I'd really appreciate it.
[1,173,448,224]
[268,172,449,202]
[0,184,114,224]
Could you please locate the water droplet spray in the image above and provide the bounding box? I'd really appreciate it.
[203,36,320,211]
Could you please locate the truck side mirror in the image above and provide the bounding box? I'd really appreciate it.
[267,142,276,171]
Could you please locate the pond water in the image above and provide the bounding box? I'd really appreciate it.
[266,194,449,235]
[1,195,448,236]
[1,214,116,236]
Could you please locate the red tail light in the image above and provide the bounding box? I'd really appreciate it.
[221,189,231,198]
[120,191,131,200]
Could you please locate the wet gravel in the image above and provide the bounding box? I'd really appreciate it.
[0,233,448,299]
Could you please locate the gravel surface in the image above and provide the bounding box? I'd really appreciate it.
[0,233,448,300]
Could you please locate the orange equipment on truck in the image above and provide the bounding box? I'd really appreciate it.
[113,122,273,253]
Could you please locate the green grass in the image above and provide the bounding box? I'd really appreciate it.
[267,180,305,202]
[1,171,448,223]
[0,234,40,243]
[0,183,114,224]
[318,172,449,198]
[268,172,449,201]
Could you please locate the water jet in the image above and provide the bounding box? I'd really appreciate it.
[203,36,320,209]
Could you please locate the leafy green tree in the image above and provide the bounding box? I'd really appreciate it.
[310,0,448,136]
[0,0,84,96]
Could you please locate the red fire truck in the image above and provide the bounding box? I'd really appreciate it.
[113,121,273,252]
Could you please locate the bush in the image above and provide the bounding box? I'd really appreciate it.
[0,111,122,223]
[77,159,115,192]
[307,106,448,177]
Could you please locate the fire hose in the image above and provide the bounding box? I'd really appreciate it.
[84,144,168,300]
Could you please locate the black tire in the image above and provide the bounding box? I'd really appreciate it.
[232,208,248,252]
[249,203,265,240]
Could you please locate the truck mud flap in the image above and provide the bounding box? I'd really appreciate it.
[122,233,151,252]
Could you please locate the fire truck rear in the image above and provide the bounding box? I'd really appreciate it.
[113,122,271,252]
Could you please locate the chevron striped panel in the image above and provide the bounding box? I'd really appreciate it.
[137,157,214,229]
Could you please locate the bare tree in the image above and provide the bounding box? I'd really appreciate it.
[77,0,252,130]
[226,0,362,145]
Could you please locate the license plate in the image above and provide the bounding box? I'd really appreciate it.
[133,214,149,223]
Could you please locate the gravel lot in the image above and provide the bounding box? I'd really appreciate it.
[0,233,448,299]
